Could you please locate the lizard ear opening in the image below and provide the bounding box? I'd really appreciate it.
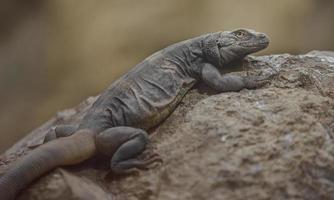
[217,41,224,49]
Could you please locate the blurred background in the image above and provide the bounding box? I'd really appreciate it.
[0,0,333,153]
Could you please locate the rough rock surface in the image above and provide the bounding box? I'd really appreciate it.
[1,51,334,200]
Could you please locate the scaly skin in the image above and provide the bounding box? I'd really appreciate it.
[0,28,269,199]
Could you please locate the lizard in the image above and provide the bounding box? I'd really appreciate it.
[0,28,269,200]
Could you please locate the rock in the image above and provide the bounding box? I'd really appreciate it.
[307,50,334,58]
[18,169,112,200]
[1,51,334,200]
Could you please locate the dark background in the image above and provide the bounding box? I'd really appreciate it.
[1,0,333,152]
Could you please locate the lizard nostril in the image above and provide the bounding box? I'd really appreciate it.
[259,33,267,39]
[258,33,269,44]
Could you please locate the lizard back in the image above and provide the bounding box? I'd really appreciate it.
[80,43,198,131]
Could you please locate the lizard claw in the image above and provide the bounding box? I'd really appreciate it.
[105,169,140,181]
[243,74,273,89]
[137,153,163,170]
[106,153,163,180]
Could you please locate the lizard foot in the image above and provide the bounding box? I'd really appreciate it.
[110,153,163,175]
[105,154,163,181]
[106,153,163,181]
[96,127,163,178]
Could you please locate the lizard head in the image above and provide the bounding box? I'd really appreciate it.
[203,28,269,67]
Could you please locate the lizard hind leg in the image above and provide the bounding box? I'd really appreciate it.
[44,124,78,143]
[96,126,162,175]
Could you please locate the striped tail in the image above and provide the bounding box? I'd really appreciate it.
[0,129,96,200]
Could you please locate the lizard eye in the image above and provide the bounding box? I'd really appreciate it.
[235,31,246,38]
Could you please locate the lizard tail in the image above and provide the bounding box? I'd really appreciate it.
[0,129,96,200]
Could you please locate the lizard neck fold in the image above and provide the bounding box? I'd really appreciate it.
[167,36,208,78]
[202,33,224,67]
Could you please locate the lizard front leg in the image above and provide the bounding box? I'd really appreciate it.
[201,63,269,92]
[95,126,162,175]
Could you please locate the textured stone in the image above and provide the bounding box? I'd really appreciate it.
[1,52,334,199]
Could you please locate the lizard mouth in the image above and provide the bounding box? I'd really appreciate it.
[240,39,269,48]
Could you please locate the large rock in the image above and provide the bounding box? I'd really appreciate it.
[1,51,334,200]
